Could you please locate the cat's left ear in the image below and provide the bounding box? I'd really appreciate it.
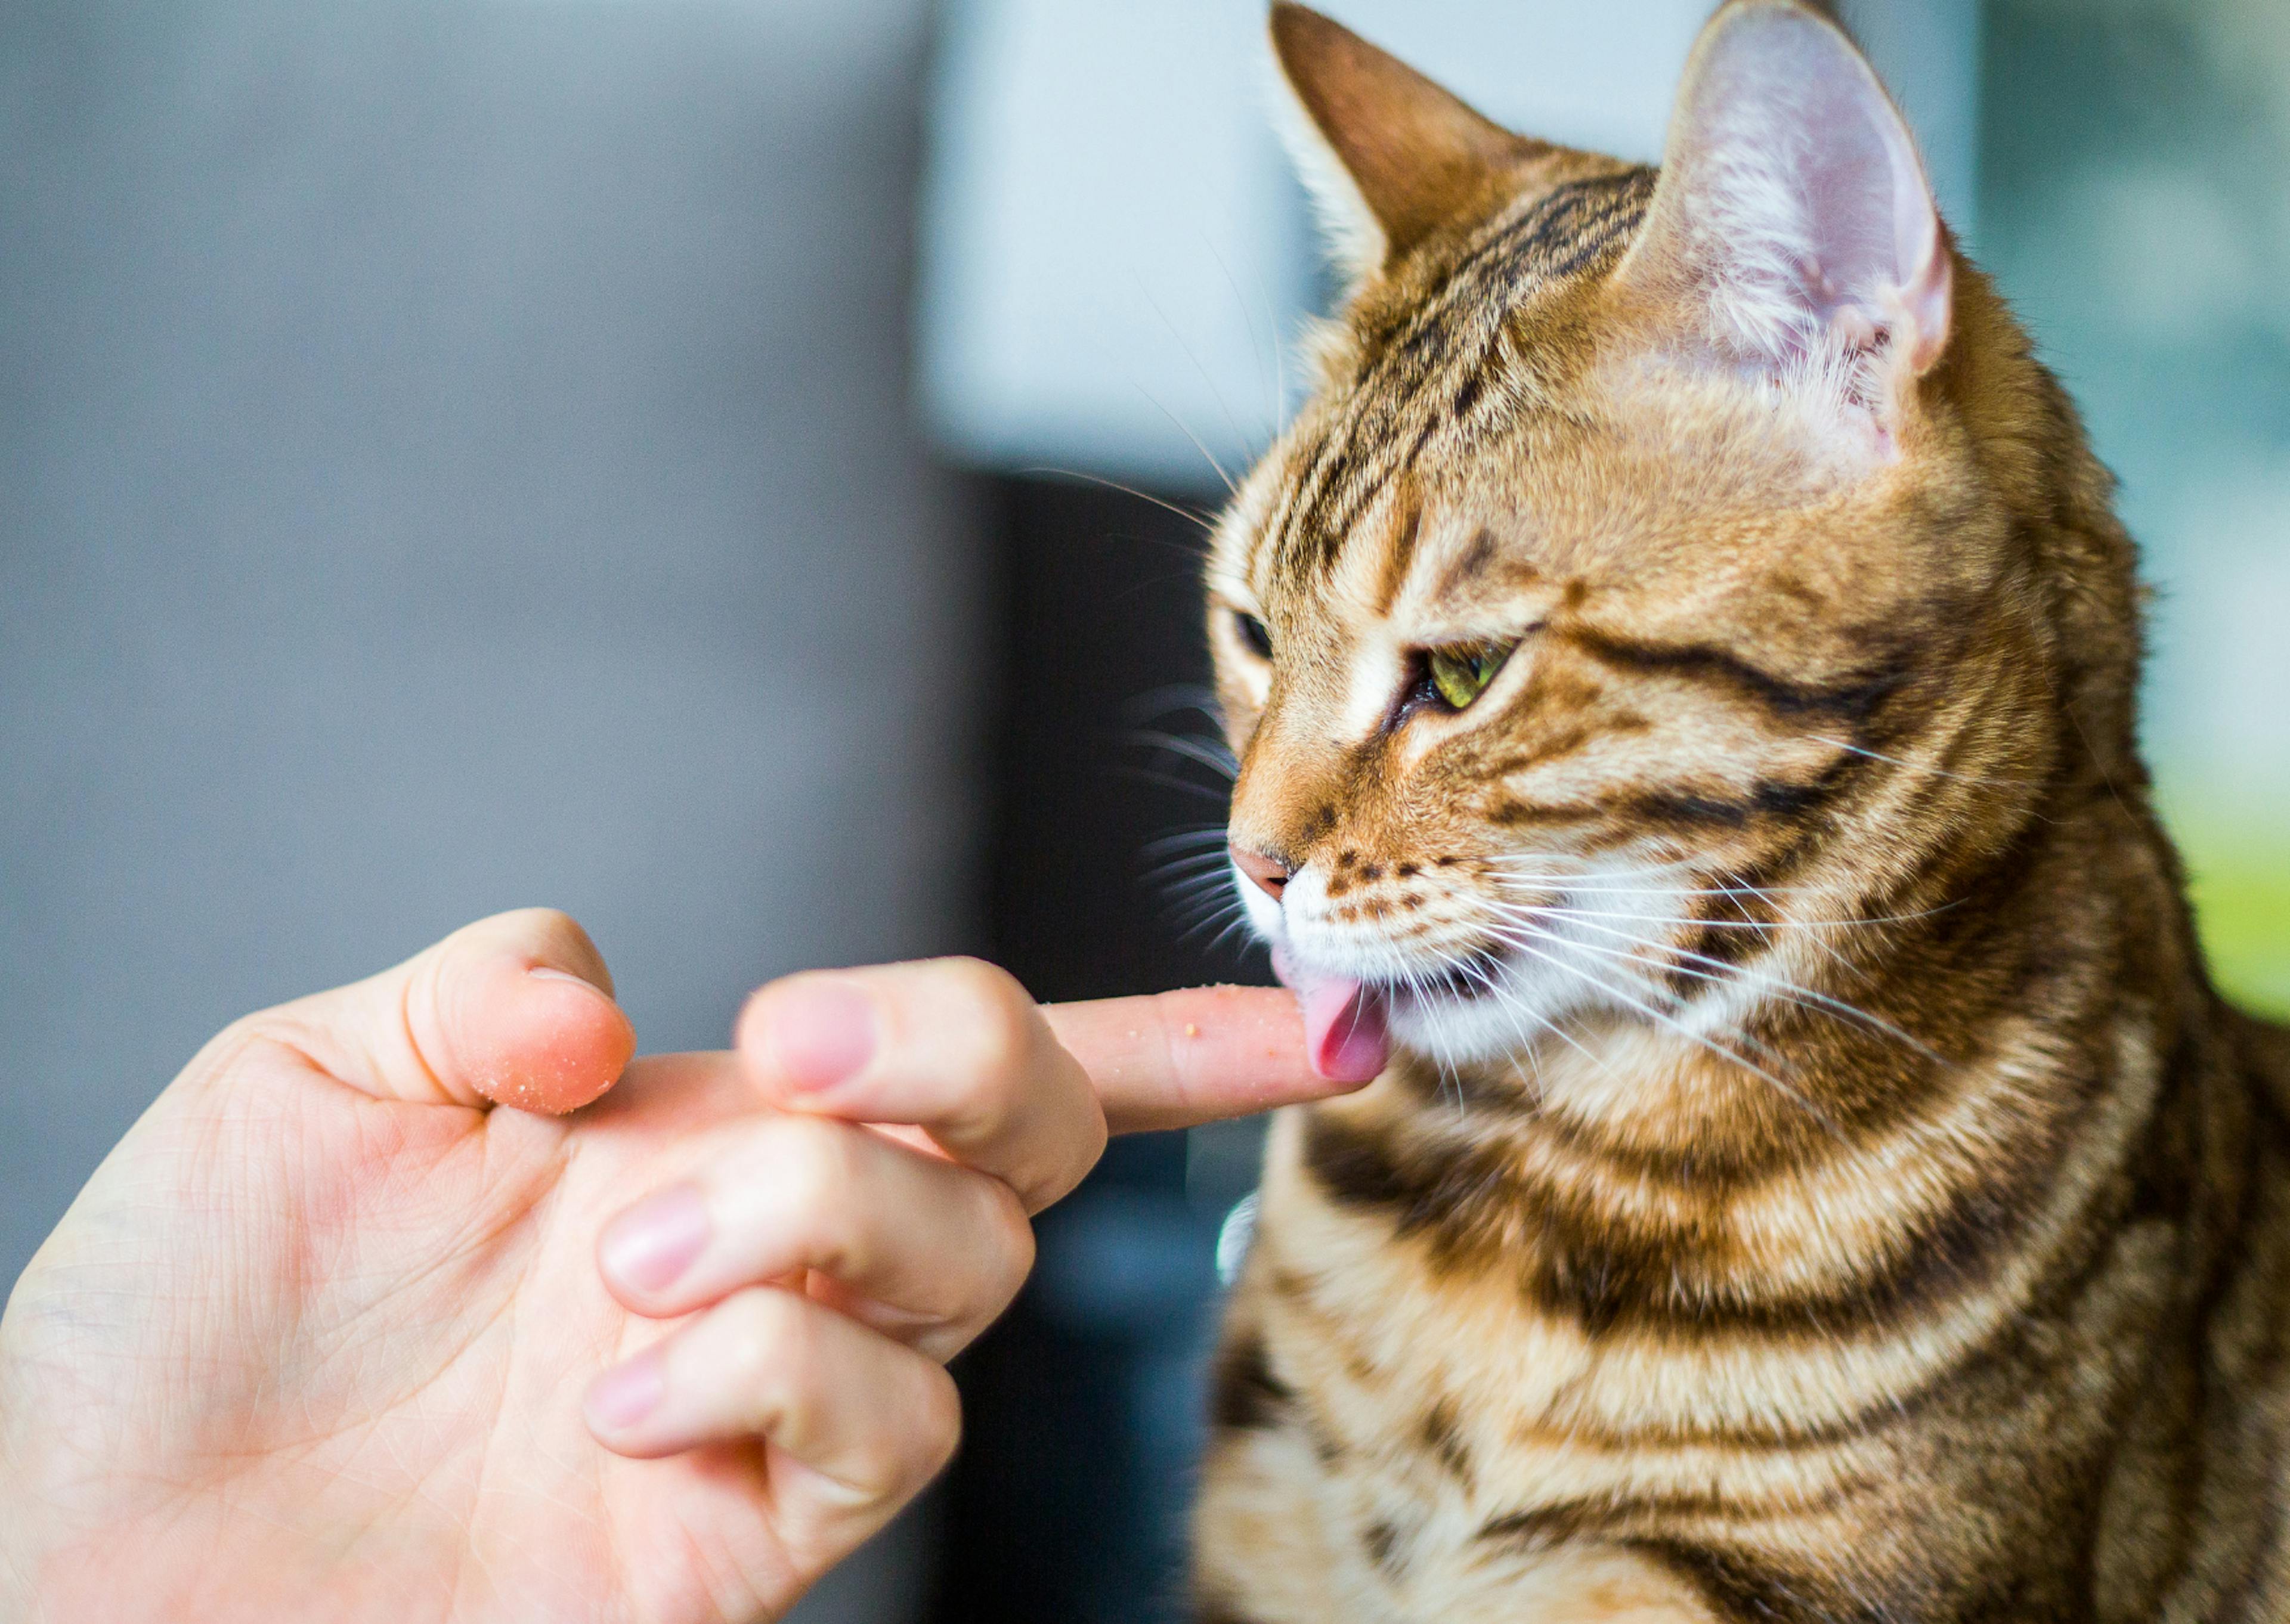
[1617,0,1953,407]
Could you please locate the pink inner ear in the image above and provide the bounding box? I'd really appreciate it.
[1657,4,1952,380]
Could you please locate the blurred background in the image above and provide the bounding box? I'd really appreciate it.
[1,1,2283,1620]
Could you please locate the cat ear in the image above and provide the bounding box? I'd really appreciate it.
[1619,0,1953,393]
[1268,3,1542,286]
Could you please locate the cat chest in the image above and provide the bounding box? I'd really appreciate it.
[1218,1281,1898,1624]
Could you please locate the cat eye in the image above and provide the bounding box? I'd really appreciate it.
[1425,643,1512,711]
[1233,611,1274,660]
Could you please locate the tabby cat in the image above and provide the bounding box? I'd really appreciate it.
[1191,4,2290,1620]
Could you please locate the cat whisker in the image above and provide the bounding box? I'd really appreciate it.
[1522,907,1942,1062]
[1170,889,1251,944]
[1158,861,1236,897]
[1017,467,1217,535]
[1482,925,1850,1142]
[1203,910,1262,957]
[1133,269,1260,485]
[1140,824,1234,858]
[1130,729,1241,782]
[1499,916,1837,1050]
[1806,735,2041,789]
[1199,234,1287,438]
[1488,869,1966,931]
[1127,376,1240,497]
[1144,839,1238,868]
[1153,869,1242,904]
[1116,766,1235,805]
[1146,837,1234,887]
[1423,946,1616,1086]
[1484,860,1831,897]
[1124,684,1224,728]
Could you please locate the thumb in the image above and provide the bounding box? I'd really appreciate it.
[247,908,638,1113]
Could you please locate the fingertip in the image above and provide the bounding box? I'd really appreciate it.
[1047,985,1336,1136]
[583,1348,670,1455]
[737,972,881,1101]
[462,955,637,1116]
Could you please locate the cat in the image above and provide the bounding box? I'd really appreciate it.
[1190,4,2290,1620]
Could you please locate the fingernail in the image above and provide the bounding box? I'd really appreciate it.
[584,1350,666,1432]
[766,979,878,1092]
[599,1185,710,1294]
[531,965,611,998]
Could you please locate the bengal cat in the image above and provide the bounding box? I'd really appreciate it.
[1190,4,2290,1621]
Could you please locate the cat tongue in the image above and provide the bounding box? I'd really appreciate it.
[1297,976,1392,1084]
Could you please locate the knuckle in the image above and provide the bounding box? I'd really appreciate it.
[716,1287,812,1392]
[976,1179,1038,1304]
[756,1119,861,1266]
[912,1364,964,1476]
[766,1113,859,1197]
[485,907,604,977]
[201,1014,296,1081]
[1013,1104,1106,1215]
[511,904,581,941]
[732,981,776,1051]
[934,960,1036,1095]
[1074,1108,1110,1176]
[502,904,581,947]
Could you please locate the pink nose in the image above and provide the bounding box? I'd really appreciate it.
[1231,844,1293,901]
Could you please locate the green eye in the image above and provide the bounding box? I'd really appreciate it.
[1426,643,1512,711]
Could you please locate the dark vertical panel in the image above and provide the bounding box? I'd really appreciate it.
[934,473,1271,1624]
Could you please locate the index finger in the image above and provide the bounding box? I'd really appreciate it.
[1042,985,1342,1136]
[739,958,1109,1211]
[736,966,1349,1211]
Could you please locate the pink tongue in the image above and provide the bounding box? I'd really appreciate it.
[1297,976,1392,1084]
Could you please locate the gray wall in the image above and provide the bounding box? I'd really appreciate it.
[0,4,984,1608]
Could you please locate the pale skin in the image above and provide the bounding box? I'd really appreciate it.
[0,908,1336,1624]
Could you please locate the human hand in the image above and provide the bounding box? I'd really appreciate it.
[0,910,1333,1624]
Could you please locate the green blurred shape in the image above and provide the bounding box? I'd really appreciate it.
[2171,816,2290,1021]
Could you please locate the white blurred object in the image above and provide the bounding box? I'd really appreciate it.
[920,0,1301,490]
[917,0,1979,489]
[1215,1189,1261,1288]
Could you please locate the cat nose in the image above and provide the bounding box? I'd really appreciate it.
[1231,844,1293,901]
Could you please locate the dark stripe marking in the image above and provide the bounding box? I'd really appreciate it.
[1416,1396,1475,1484]
[1299,1099,2096,1341]
[1209,1331,1293,1433]
[1567,628,1910,722]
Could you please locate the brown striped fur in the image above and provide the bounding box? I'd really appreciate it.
[1191,5,2290,1620]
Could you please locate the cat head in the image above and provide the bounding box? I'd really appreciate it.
[1212,2,2138,1093]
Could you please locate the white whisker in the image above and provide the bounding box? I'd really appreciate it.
[1524,908,1941,1061]
[1118,767,1234,805]
[1486,927,1849,1142]
[1133,269,1257,483]
[1131,730,1240,782]
[1124,684,1223,727]
[1453,953,1608,1078]
[1140,826,1234,857]
[1808,735,2038,789]
[1015,466,1215,534]
[1127,375,1239,497]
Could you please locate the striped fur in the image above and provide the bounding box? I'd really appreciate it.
[1191,7,2290,1621]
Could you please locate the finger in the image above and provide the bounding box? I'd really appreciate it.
[595,1115,1033,1360]
[1042,985,1337,1135]
[584,1288,960,1521]
[736,958,1104,1211]
[247,908,637,1112]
